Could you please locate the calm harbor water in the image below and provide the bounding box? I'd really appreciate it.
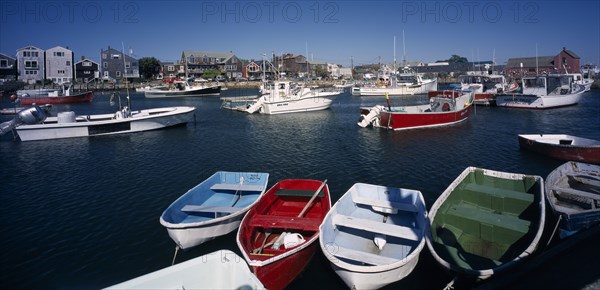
[1,87,599,289]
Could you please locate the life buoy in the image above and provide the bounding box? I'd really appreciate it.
[442,103,450,111]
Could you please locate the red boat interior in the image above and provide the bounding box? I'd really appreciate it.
[240,179,330,260]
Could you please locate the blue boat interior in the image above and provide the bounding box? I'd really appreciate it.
[162,172,269,224]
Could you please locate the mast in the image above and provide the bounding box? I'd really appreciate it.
[393,35,396,72]
[121,42,131,111]
[402,30,406,68]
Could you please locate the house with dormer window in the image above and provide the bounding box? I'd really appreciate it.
[75,57,99,83]
[16,45,45,84]
[100,46,139,81]
[45,46,74,84]
[0,53,17,82]
[180,51,242,79]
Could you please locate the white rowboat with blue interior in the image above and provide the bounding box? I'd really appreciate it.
[319,183,427,289]
[104,249,265,289]
[160,171,269,250]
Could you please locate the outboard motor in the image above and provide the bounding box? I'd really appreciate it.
[0,105,51,136]
[357,105,384,128]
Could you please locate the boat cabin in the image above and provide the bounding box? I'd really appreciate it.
[522,75,574,96]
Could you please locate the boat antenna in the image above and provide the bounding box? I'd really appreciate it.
[122,42,131,111]
[536,43,539,75]
[393,35,396,73]
[402,30,406,68]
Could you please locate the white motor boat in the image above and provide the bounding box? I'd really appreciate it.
[0,103,196,141]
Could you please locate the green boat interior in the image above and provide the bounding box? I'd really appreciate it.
[431,170,541,271]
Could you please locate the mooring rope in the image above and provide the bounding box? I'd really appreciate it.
[171,246,179,265]
[547,215,563,247]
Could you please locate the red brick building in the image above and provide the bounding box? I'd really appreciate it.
[504,47,580,78]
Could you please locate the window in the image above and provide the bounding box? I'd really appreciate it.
[102,53,107,59]
[103,62,108,68]
[0,59,7,68]
[562,57,567,65]
[83,61,92,67]
[103,71,109,77]
[125,62,130,68]
[167,65,174,71]
[84,70,91,74]
[57,70,65,74]
[111,54,121,59]
[25,61,38,68]
[116,71,121,77]
[33,51,38,57]
[54,51,64,57]
[66,61,70,66]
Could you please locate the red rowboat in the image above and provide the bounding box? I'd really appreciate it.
[18,91,93,105]
[236,179,331,290]
[358,90,473,130]
[518,134,600,164]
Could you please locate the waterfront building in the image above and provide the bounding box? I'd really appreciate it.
[74,57,100,83]
[0,53,17,82]
[45,46,74,84]
[160,62,185,79]
[100,46,140,82]
[181,51,242,80]
[504,47,580,78]
[16,45,45,84]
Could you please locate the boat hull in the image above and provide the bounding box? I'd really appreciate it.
[160,171,269,250]
[144,86,221,98]
[237,179,331,290]
[379,95,472,130]
[15,106,196,141]
[426,167,546,279]
[260,93,337,114]
[495,91,583,109]
[319,183,427,289]
[518,134,600,164]
[104,250,265,289]
[545,161,600,233]
[18,91,94,105]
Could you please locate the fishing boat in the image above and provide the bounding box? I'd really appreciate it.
[495,75,585,109]
[358,90,473,130]
[235,80,340,114]
[545,161,600,236]
[160,171,269,250]
[17,83,93,105]
[103,249,265,289]
[458,73,519,105]
[236,179,331,290]
[353,66,438,96]
[319,183,427,289]
[144,79,221,98]
[0,103,196,141]
[518,134,600,164]
[426,167,546,280]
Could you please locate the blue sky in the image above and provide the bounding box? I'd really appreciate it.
[1,0,598,68]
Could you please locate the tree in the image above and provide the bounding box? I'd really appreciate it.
[139,57,162,80]
[448,55,468,63]
[201,69,221,80]
[437,55,468,63]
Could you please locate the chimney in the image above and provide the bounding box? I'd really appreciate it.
[81,56,85,61]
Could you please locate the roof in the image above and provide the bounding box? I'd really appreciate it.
[17,45,42,51]
[75,58,99,65]
[505,56,555,68]
[562,49,580,59]
[0,53,16,60]
[182,51,235,62]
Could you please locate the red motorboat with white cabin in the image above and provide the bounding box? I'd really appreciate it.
[358,90,474,131]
